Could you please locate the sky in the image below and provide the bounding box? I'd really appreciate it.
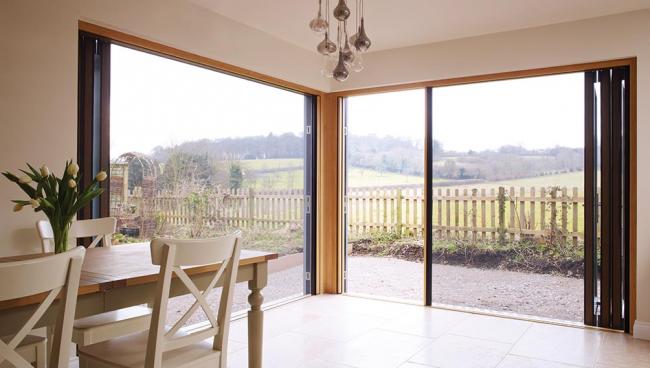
[112,44,585,158]
[347,73,585,152]
[110,45,305,159]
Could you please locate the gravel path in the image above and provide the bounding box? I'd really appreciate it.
[168,256,583,324]
[347,256,583,322]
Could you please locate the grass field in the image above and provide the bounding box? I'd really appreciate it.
[240,159,589,196]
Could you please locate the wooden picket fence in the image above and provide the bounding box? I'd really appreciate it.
[120,185,588,244]
[346,186,587,244]
[126,188,304,230]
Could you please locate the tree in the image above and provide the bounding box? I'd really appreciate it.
[229,162,243,190]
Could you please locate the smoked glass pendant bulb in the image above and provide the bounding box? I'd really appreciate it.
[353,17,371,52]
[309,0,329,34]
[341,41,354,65]
[317,31,337,55]
[333,52,350,82]
[333,0,351,21]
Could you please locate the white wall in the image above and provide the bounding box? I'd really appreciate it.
[0,0,326,256]
[333,9,650,335]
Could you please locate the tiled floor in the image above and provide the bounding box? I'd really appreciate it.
[224,295,650,368]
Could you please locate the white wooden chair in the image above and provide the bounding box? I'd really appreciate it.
[0,246,85,368]
[78,232,242,368]
[35,218,153,349]
[36,218,117,253]
[35,220,55,253]
[70,217,116,248]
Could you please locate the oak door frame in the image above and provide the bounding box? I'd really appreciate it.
[326,58,637,331]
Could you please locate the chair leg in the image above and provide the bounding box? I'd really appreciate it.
[35,339,47,368]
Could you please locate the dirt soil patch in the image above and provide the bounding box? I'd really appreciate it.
[349,238,583,278]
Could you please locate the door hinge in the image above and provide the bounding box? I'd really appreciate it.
[343,270,347,280]
[306,125,312,135]
[305,272,311,281]
[595,296,601,316]
[343,126,348,136]
[305,195,312,214]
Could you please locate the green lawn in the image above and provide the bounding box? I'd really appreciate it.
[238,158,302,171]
[348,168,423,188]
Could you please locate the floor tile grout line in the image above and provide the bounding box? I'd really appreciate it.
[493,323,534,367]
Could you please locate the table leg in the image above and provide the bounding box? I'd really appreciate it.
[247,262,267,368]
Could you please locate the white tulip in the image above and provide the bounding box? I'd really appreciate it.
[68,179,77,188]
[66,162,79,177]
[18,175,32,184]
[30,199,39,208]
[40,165,50,177]
[95,171,107,182]
[13,203,23,212]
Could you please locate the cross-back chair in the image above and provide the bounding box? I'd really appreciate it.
[36,218,153,349]
[78,232,242,368]
[0,246,85,368]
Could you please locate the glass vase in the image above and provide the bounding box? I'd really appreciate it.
[52,222,70,254]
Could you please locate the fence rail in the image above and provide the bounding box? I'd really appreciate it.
[114,185,588,243]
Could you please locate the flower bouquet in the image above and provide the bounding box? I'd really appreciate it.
[3,160,106,253]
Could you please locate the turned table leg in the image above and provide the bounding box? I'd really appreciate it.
[248,262,267,368]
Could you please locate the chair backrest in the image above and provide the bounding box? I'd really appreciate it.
[70,217,117,248]
[145,232,242,368]
[0,247,85,368]
[36,220,55,253]
[36,218,116,252]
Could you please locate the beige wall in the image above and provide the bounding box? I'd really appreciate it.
[0,0,79,255]
[332,10,650,332]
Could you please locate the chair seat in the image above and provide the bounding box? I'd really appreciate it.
[78,329,221,368]
[73,305,152,346]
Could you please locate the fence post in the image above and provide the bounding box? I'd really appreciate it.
[550,187,558,246]
[395,189,403,236]
[561,187,568,243]
[498,186,506,245]
[572,187,579,246]
[248,188,255,228]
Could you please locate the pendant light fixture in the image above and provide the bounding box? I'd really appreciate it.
[312,0,371,82]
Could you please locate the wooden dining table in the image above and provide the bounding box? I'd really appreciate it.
[0,242,278,368]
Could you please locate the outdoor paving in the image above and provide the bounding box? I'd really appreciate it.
[347,256,583,322]
[168,255,583,324]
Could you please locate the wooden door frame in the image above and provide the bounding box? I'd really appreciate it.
[322,57,637,332]
[77,21,334,295]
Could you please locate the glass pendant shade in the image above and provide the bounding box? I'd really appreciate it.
[333,52,350,82]
[341,42,354,65]
[321,54,337,78]
[309,12,328,34]
[351,52,364,72]
[349,29,359,48]
[353,17,371,52]
[317,31,337,55]
[333,0,351,21]
[309,0,328,34]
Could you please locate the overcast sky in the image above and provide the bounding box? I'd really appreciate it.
[112,44,584,158]
[348,72,585,152]
[110,45,305,159]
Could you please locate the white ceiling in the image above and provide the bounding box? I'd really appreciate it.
[189,0,650,53]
